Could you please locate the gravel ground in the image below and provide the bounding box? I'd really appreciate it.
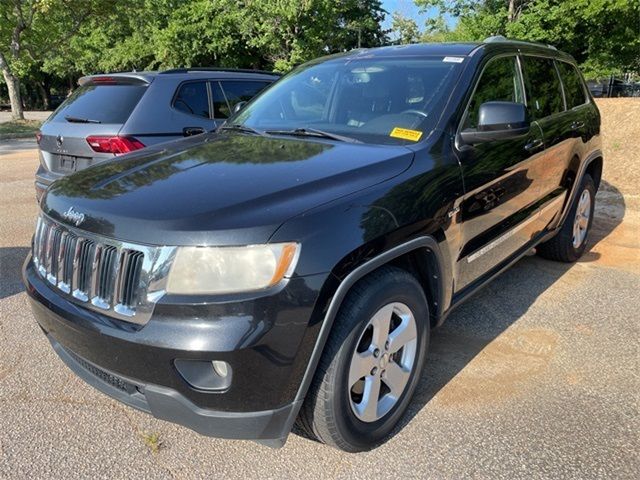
[1,104,638,479]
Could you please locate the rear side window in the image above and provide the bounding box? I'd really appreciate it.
[211,82,231,118]
[50,84,146,124]
[522,56,565,119]
[214,81,270,119]
[464,56,524,129]
[210,81,270,119]
[556,61,587,109]
[173,81,210,118]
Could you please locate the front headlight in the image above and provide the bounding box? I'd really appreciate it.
[166,243,300,295]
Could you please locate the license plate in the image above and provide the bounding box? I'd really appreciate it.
[59,155,77,172]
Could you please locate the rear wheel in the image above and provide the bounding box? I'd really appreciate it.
[297,266,429,452]
[537,173,596,262]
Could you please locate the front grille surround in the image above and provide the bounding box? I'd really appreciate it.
[32,214,176,325]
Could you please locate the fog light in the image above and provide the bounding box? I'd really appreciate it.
[174,359,232,391]
[212,360,229,378]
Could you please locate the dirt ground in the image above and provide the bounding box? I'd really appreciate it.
[583,99,640,272]
[596,98,640,197]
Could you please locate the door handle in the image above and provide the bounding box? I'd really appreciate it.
[183,127,206,137]
[571,121,585,130]
[524,138,544,152]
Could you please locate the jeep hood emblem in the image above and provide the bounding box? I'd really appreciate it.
[62,207,85,226]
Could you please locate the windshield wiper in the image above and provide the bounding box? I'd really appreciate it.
[218,124,264,136]
[265,127,361,143]
[64,115,102,124]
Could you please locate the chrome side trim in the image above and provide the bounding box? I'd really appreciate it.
[466,194,566,263]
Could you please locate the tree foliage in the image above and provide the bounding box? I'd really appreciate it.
[1,0,388,115]
[416,0,640,78]
[2,0,639,118]
[38,0,389,74]
[391,12,421,44]
[0,0,116,118]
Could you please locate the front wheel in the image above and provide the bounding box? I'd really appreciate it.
[537,173,596,262]
[296,266,429,452]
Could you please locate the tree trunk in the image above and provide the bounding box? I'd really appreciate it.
[508,0,516,22]
[0,52,24,120]
[37,81,51,110]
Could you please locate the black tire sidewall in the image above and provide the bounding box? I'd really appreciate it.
[330,275,429,450]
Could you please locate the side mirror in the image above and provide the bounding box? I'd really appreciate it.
[232,101,247,114]
[460,101,530,144]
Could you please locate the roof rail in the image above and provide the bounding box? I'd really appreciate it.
[483,35,508,43]
[482,35,557,50]
[160,67,280,76]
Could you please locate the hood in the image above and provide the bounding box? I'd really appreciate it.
[43,133,414,246]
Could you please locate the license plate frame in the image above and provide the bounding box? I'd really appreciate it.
[59,155,77,173]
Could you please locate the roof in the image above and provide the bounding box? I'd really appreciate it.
[322,37,571,63]
[79,68,280,86]
[345,43,482,58]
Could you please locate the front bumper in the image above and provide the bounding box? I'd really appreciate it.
[24,257,330,444]
[46,333,301,445]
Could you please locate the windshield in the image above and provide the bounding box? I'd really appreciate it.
[233,56,462,145]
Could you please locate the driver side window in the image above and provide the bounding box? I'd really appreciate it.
[464,56,524,129]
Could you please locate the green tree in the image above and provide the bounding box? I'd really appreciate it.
[391,12,421,44]
[0,0,113,119]
[51,0,388,76]
[416,0,640,78]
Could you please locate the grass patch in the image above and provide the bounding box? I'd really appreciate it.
[0,119,41,139]
[140,431,163,454]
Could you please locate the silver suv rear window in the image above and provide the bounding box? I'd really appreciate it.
[50,84,147,124]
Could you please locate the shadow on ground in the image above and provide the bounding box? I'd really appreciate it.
[0,247,30,300]
[294,180,626,443]
[397,180,625,431]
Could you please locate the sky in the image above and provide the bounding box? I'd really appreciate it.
[381,0,457,34]
[381,0,428,29]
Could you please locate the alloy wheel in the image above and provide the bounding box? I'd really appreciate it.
[572,189,591,248]
[348,302,418,422]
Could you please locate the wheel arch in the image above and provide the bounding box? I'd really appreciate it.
[585,155,603,190]
[557,149,603,228]
[291,236,446,411]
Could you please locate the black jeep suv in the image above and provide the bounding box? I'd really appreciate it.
[24,37,602,452]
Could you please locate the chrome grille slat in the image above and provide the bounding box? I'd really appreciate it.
[89,244,102,301]
[63,235,77,289]
[124,252,143,306]
[45,224,57,283]
[33,217,44,267]
[114,250,129,306]
[30,215,165,325]
[92,245,117,308]
[74,240,95,301]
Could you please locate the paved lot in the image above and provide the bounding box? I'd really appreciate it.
[0,138,638,479]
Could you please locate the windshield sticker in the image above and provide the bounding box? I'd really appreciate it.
[443,56,464,63]
[390,127,423,142]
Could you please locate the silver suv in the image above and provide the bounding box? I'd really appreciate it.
[35,68,279,199]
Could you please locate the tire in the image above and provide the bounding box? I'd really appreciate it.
[296,266,430,452]
[537,173,596,262]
